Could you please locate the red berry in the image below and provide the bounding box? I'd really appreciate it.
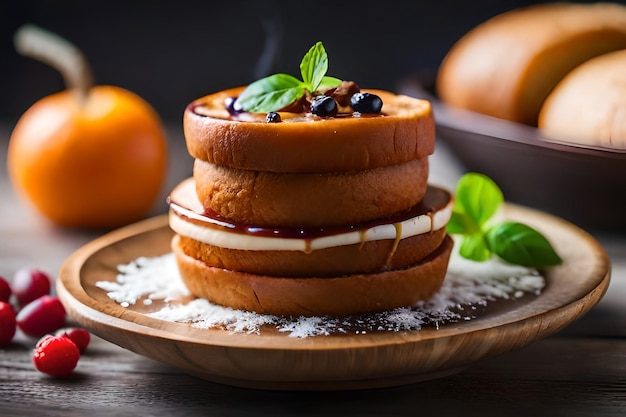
[55,327,90,353]
[0,302,16,345]
[0,277,11,303]
[33,335,80,378]
[12,268,51,307]
[16,295,66,336]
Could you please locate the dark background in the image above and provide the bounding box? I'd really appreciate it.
[1,0,560,126]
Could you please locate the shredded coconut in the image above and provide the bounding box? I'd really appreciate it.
[96,255,190,304]
[95,247,545,338]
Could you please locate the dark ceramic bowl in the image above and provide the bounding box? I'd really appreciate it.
[398,75,626,233]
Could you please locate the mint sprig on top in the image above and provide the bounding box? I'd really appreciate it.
[235,41,342,113]
[446,173,562,268]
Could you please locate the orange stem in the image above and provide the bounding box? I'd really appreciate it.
[14,24,93,106]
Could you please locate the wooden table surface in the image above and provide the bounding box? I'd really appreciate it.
[1,124,625,417]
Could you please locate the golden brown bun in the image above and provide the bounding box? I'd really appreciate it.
[437,2,626,125]
[172,234,453,317]
[183,87,435,173]
[193,157,429,228]
[176,227,447,278]
[538,49,626,149]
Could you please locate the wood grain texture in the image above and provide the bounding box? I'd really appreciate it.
[2,124,625,415]
[56,203,610,390]
[1,331,625,416]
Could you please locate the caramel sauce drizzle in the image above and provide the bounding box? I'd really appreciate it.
[385,222,403,267]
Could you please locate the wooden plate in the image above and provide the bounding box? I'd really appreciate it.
[57,205,610,391]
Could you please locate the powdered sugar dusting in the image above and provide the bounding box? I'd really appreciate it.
[95,247,545,338]
[149,298,279,334]
[96,255,190,305]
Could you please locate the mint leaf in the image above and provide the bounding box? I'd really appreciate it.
[235,41,341,113]
[447,172,562,268]
[446,211,480,235]
[319,76,342,91]
[454,172,503,227]
[485,222,562,267]
[300,41,328,91]
[235,74,304,113]
[459,233,492,262]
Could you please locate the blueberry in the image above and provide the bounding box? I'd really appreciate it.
[225,96,243,115]
[266,112,281,123]
[310,95,338,117]
[351,92,383,114]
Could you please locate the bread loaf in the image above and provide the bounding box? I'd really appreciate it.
[436,2,626,125]
[539,49,626,149]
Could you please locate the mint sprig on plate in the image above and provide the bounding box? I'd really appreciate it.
[446,172,562,268]
[235,41,342,113]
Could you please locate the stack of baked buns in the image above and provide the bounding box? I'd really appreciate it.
[167,84,454,317]
[436,1,626,148]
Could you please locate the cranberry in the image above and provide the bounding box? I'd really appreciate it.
[310,95,338,117]
[16,295,66,336]
[55,327,90,353]
[351,92,383,114]
[33,335,80,378]
[12,267,51,307]
[0,277,11,303]
[0,302,16,345]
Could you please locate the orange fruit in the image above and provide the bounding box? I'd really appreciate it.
[7,85,168,229]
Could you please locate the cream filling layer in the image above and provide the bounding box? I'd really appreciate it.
[169,202,453,252]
